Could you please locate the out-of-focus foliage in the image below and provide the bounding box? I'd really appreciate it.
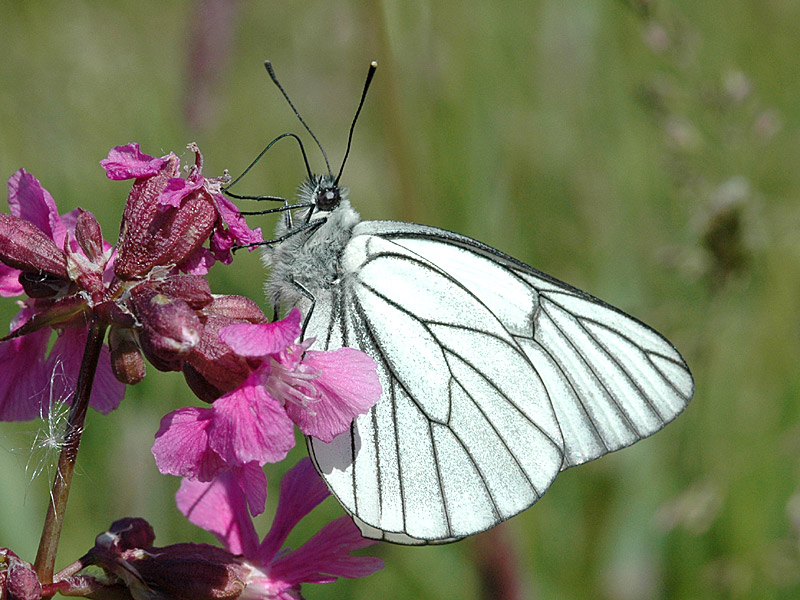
[1,1,799,598]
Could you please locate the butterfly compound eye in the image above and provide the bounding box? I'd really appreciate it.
[315,186,341,211]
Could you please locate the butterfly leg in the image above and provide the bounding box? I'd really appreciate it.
[238,202,313,216]
[233,217,327,251]
[289,278,316,339]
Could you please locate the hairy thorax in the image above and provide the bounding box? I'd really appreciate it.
[263,198,361,309]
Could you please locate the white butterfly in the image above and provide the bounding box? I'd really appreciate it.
[237,61,693,545]
[261,174,694,545]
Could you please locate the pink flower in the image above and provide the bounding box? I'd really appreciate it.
[176,459,383,599]
[220,308,383,443]
[152,308,381,496]
[0,171,124,420]
[101,143,261,276]
[0,144,264,422]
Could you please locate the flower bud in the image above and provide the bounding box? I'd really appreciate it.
[0,213,67,280]
[0,548,42,600]
[131,287,201,372]
[109,327,146,385]
[97,518,156,551]
[74,209,105,264]
[154,275,213,310]
[64,237,104,296]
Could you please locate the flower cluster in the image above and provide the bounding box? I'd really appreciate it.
[0,143,385,599]
[152,306,381,512]
[2,460,383,600]
[0,143,263,419]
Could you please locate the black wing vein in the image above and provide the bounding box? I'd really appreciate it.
[539,297,643,438]
[346,295,410,535]
[443,357,541,500]
[520,334,610,458]
[428,420,453,539]
[358,279,562,450]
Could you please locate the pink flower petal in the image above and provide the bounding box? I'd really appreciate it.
[7,169,66,248]
[257,458,330,562]
[176,471,260,557]
[208,229,236,265]
[213,193,263,248]
[100,143,173,180]
[219,308,302,358]
[209,373,296,466]
[152,407,226,480]
[160,178,203,208]
[176,246,216,275]
[285,348,381,443]
[0,263,23,297]
[234,462,268,517]
[269,516,383,586]
[0,327,49,421]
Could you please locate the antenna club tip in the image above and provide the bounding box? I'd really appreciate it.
[370,61,378,68]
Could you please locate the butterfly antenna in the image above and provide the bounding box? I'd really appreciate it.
[224,132,314,197]
[335,61,377,186]
[265,60,332,178]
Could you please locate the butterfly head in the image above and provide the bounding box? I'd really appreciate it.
[302,174,345,213]
[314,182,342,212]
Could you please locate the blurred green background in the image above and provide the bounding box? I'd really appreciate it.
[1,1,799,598]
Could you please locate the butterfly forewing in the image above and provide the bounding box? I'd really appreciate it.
[363,223,694,465]
[307,227,566,543]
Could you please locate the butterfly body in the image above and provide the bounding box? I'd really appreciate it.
[265,175,694,545]
[264,176,358,308]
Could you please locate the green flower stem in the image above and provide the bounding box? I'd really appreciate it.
[33,316,107,585]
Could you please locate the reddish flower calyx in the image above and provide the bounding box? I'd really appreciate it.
[108,327,146,385]
[86,519,248,600]
[0,213,68,280]
[131,286,202,372]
